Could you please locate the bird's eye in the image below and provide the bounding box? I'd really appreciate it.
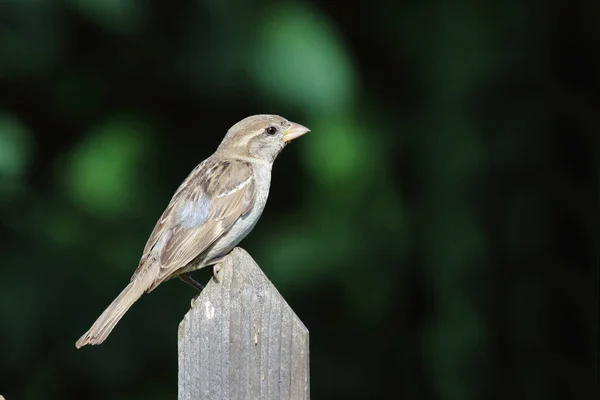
[265,126,278,135]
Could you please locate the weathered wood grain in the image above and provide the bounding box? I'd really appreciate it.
[178,248,309,400]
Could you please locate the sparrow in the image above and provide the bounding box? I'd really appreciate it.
[76,114,310,348]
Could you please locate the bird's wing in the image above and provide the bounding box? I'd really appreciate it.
[132,158,256,288]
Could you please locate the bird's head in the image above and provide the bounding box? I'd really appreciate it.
[218,114,310,162]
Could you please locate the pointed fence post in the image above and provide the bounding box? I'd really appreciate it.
[178,247,310,400]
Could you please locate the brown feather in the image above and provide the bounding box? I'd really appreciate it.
[133,158,256,290]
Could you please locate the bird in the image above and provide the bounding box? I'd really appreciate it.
[75,114,310,348]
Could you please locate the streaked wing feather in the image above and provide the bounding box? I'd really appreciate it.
[132,159,255,287]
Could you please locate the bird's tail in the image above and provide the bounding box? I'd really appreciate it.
[76,280,145,348]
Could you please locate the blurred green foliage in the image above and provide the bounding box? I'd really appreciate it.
[63,114,149,216]
[0,1,597,399]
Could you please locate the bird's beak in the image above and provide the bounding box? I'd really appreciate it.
[283,122,310,142]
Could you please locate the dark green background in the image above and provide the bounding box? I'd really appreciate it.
[0,1,597,399]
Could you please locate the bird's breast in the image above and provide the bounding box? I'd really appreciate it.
[204,163,272,262]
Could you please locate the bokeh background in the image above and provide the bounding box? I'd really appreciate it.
[1,0,598,399]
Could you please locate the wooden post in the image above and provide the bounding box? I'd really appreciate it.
[178,248,310,400]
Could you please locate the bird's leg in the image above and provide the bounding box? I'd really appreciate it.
[179,273,204,292]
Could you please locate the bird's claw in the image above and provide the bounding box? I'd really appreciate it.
[191,292,202,306]
[213,263,222,283]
